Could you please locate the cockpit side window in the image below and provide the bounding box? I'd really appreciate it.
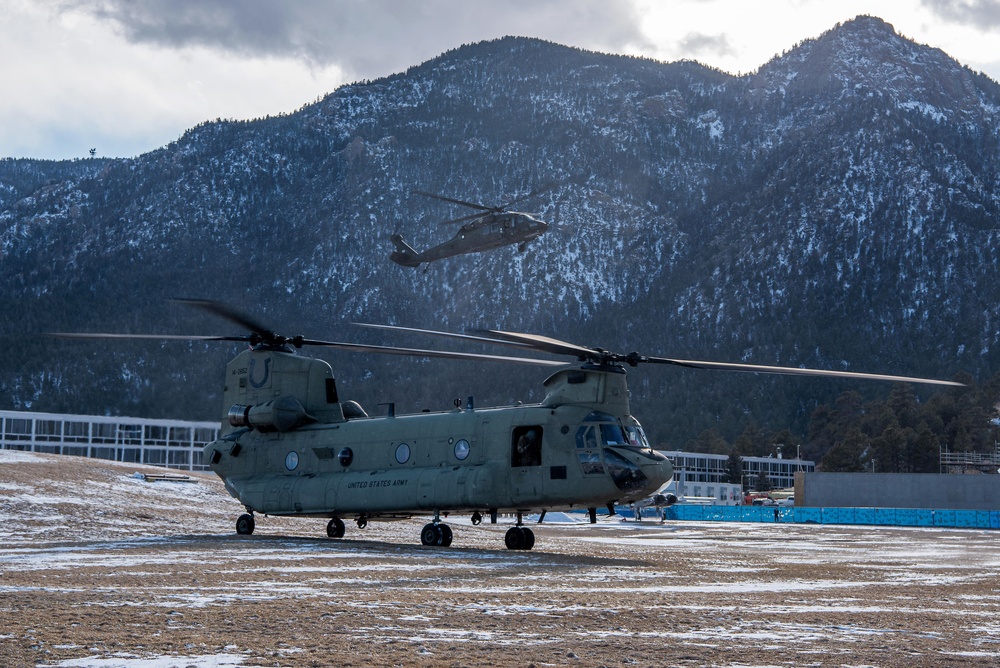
[575,425,598,449]
[578,451,604,475]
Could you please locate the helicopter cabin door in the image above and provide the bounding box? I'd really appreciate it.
[510,425,543,505]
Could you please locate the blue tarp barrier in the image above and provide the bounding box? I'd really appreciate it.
[659,505,998,529]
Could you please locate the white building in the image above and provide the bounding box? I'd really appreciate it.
[661,450,815,503]
[0,410,219,471]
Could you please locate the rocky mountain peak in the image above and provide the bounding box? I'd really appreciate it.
[1,17,997,450]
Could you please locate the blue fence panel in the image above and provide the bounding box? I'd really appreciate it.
[953,510,977,528]
[992,511,1000,529]
[720,506,743,521]
[704,506,725,522]
[855,508,875,525]
[934,509,957,527]
[828,507,853,524]
[794,508,822,524]
[681,505,706,521]
[874,508,894,526]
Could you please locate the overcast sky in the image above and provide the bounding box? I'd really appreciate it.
[3,0,999,161]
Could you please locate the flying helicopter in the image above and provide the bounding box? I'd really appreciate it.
[389,190,550,267]
[52,300,963,551]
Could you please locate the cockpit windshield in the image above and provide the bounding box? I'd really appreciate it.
[599,423,627,446]
[624,421,649,449]
[578,413,665,460]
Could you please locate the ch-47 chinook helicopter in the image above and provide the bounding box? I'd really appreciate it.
[54,300,962,551]
[389,190,550,267]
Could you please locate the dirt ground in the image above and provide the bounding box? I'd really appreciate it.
[2,451,999,668]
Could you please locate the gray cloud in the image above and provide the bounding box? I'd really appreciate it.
[55,0,647,79]
[677,32,736,59]
[920,0,1000,29]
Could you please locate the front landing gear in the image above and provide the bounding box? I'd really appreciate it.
[236,513,255,535]
[420,521,453,546]
[504,512,535,550]
[504,526,535,550]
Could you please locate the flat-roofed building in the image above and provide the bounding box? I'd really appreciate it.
[661,450,815,501]
[0,410,219,471]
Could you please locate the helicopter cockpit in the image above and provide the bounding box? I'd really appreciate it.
[574,412,665,494]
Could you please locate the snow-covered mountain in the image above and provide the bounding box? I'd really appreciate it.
[1,16,996,447]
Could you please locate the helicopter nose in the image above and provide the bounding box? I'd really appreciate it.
[644,458,674,489]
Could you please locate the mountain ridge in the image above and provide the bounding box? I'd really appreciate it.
[1,15,997,450]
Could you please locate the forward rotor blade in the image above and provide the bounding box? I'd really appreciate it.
[304,338,566,366]
[414,190,494,212]
[644,356,965,387]
[352,323,537,351]
[481,330,601,359]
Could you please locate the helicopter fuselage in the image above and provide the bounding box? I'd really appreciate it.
[203,348,673,532]
[211,402,670,518]
[390,211,548,267]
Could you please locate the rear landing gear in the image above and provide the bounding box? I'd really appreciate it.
[236,513,255,535]
[326,517,346,538]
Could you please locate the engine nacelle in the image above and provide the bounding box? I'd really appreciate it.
[651,493,678,507]
[228,396,311,432]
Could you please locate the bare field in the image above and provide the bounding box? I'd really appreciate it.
[2,450,999,668]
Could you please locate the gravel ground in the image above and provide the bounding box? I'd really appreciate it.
[2,450,999,668]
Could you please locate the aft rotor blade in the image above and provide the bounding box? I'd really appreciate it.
[303,338,566,366]
[644,356,965,387]
[171,299,276,340]
[414,190,495,212]
[352,323,537,351]
[49,332,249,343]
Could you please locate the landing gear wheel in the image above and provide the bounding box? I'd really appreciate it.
[421,522,440,546]
[326,517,346,538]
[471,511,483,526]
[356,517,368,530]
[504,526,535,550]
[236,513,255,536]
[420,522,453,546]
[504,526,524,550]
[521,527,535,550]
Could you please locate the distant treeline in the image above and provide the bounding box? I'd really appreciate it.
[682,371,1000,473]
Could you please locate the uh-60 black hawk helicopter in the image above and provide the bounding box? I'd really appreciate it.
[54,300,961,551]
[390,190,550,268]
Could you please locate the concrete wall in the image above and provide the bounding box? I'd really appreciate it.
[797,472,1000,510]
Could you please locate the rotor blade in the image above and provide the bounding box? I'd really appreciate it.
[49,332,248,343]
[414,190,494,212]
[303,338,566,366]
[481,329,601,359]
[351,323,537,351]
[643,356,965,387]
[439,211,486,226]
[171,298,276,338]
